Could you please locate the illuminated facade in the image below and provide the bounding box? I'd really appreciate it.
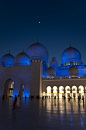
[0,41,86,98]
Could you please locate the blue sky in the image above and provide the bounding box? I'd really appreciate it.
[0,0,86,65]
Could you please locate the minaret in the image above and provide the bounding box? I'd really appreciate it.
[37,38,38,43]
[50,57,58,75]
[9,50,10,54]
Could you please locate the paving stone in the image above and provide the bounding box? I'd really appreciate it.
[0,98,86,130]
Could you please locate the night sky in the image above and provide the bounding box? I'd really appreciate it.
[0,0,86,66]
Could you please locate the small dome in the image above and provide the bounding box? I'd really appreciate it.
[46,67,56,77]
[52,57,56,61]
[43,61,47,66]
[26,42,48,63]
[1,53,14,67]
[68,66,79,77]
[62,46,81,64]
[14,52,31,66]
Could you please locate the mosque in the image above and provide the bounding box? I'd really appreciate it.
[0,40,86,99]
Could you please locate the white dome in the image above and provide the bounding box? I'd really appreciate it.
[46,67,56,77]
[1,53,14,67]
[26,42,49,63]
[68,66,79,77]
[14,52,31,66]
[62,46,81,64]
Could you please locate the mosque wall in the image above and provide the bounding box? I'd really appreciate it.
[0,65,31,97]
[30,62,43,98]
[58,69,68,76]
[78,68,86,76]
[39,63,43,97]
[42,78,86,89]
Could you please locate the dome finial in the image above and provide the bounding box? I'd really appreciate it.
[9,50,10,54]
[70,42,71,47]
[37,38,38,43]
[23,49,24,53]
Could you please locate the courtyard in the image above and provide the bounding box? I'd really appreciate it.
[0,97,86,130]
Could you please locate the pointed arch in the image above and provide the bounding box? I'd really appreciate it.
[4,78,14,97]
[19,83,24,97]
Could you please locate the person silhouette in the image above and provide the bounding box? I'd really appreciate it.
[12,96,17,110]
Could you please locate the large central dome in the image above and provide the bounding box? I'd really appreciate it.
[62,45,81,64]
[26,42,49,63]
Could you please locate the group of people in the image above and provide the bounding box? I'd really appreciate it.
[78,94,84,103]
[12,95,20,110]
[68,94,84,103]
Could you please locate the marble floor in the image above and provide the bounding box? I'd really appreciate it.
[0,97,86,130]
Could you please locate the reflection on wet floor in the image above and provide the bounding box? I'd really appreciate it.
[0,97,86,130]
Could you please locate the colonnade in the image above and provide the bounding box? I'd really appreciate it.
[43,85,85,99]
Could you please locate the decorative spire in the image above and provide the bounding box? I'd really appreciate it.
[37,38,38,43]
[70,42,71,47]
[9,50,10,54]
[23,49,24,53]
